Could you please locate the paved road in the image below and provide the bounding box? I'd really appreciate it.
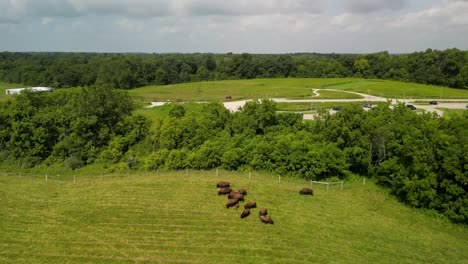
[223,89,468,117]
[148,89,468,117]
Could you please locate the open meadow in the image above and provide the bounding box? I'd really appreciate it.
[1,171,467,263]
[129,78,468,103]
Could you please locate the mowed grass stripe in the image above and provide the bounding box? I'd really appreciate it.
[0,242,314,264]
[0,252,197,264]
[1,172,467,263]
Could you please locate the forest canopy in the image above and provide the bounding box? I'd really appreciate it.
[0,49,467,89]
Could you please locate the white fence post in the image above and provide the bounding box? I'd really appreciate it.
[341,181,344,190]
[249,171,251,179]
[278,175,281,183]
[363,178,366,185]
[73,174,76,184]
[216,168,219,177]
[45,174,48,182]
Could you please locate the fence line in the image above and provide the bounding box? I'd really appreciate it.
[2,170,367,191]
[310,180,344,191]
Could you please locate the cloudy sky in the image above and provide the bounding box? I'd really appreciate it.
[0,0,467,53]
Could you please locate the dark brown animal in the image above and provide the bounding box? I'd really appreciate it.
[226,198,239,208]
[241,208,250,218]
[216,181,230,188]
[260,215,274,224]
[228,192,244,201]
[218,187,232,195]
[299,188,314,195]
[244,202,257,209]
[238,188,247,195]
[259,208,268,216]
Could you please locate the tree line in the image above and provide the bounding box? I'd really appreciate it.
[0,88,466,224]
[0,49,467,89]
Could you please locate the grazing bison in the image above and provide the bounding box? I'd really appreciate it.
[238,189,247,195]
[299,188,314,195]
[218,187,232,195]
[259,208,268,216]
[244,202,257,209]
[228,192,244,201]
[226,198,239,208]
[260,215,274,224]
[241,208,251,218]
[217,181,230,188]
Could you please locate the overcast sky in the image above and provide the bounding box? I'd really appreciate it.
[0,0,467,53]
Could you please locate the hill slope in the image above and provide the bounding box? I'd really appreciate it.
[1,171,467,263]
[129,78,468,103]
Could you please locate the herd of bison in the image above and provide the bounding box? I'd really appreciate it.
[216,181,314,225]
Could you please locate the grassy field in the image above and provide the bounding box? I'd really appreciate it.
[436,108,468,119]
[1,171,467,263]
[129,78,468,103]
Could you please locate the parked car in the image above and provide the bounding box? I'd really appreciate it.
[429,100,438,105]
[332,106,343,111]
[363,103,372,108]
[406,104,417,110]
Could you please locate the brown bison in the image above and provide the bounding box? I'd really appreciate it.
[244,201,257,209]
[218,187,232,195]
[259,208,268,216]
[299,188,314,195]
[228,192,244,201]
[217,181,230,188]
[260,215,274,224]
[226,198,239,208]
[238,188,247,195]
[241,208,251,218]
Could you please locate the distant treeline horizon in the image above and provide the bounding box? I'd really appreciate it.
[0,48,466,89]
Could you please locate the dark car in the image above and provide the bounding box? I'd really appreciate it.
[332,106,343,111]
[363,103,372,108]
[429,100,438,105]
[406,104,416,110]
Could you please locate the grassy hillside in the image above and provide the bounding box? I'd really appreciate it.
[1,171,467,263]
[129,78,468,103]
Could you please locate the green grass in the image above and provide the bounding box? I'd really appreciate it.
[437,108,467,119]
[1,171,467,263]
[323,79,468,99]
[129,78,468,103]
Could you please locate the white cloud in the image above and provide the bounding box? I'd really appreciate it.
[344,0,409,13]
[0,0,466,53]
[68,0,171,17]
[180,0,323,16]
[388,0,468,28]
